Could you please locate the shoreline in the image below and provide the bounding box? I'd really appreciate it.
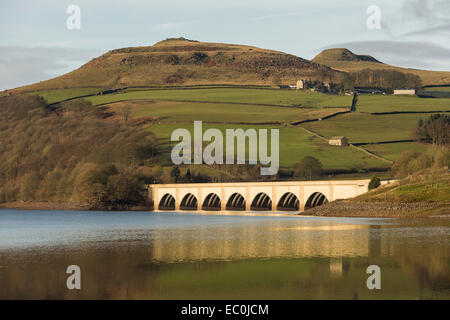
[0,200,449,218]
[0,201,154,212]
[301,200,450,218]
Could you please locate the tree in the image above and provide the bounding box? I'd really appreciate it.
[434,148,450,168]
[368,177,381,190]
[170,166,180,182]
[185,168,191,182]
[391,150,421,178]
[351,92,358,112]
[19,172,41,200]
[121,106,132,126]
[106,173,145,207]
[88,164,119,186]
[391,150,433,178]
[412,114,449,146]
[294,156,323,180]
[347,68,422,90]
[85,167,146,208]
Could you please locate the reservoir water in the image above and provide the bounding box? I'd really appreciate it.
[0,209,448,299]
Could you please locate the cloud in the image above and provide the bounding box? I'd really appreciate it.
[397,0,450,37]
[401,23,450,37]
[151,21,193,30]
[252,10,314,21]
[374,0,450,42]
[401,0,450,22]
[320,40,450,71]
[0,46,99,89]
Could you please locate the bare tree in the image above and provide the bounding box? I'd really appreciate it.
[121,106,132,126]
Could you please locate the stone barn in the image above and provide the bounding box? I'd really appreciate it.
[329,136,349,146]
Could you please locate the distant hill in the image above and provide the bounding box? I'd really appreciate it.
[14,38,345,92]
[12,40,450,92]
[312,48,450,86]
[313,48,382,64]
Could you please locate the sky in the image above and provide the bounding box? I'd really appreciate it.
[1,0,449,89]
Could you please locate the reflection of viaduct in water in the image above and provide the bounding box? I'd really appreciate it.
[150,180,369,212]
[149,222,372,263]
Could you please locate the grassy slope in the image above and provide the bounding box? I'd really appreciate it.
[84,88,352,107]
[301,94,449,160]
[303,112,426,143]
[355,168,450,203]
[362,142,428,161]
[147,123,387,169]
[33,88,100,104]
[92,89,384,169]
[356,95,450,113]
[105,100,348,124]
[423,86,450,92]
[32,86,442,171]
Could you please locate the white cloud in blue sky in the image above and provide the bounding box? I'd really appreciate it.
[0,0,449,89]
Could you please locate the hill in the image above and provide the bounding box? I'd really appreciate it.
[12,40,450,92]
[312,48,450,86]
[14,38,345,92]
[313,48,382,64]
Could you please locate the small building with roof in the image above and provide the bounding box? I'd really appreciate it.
[329,136,349,146]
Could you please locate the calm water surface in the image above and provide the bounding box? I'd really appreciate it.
[0,209,449,299]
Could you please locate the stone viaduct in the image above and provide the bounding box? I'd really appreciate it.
[149,179,370,213]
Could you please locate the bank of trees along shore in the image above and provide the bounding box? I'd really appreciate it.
[0,95,159,209]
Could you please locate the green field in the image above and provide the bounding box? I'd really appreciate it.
[99,88,444,169]
[361,142,428,161]
[356,94,450,113]
[303,112,427,143]
[147,123,387,169]
[35,88,99,104]
[423,86,450,92]
[30,87,445,171]
[106,100,347,124]
[84,88,352,107]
